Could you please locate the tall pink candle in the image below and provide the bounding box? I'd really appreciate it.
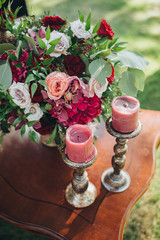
[112,96,140,133]
[65,124,94,163]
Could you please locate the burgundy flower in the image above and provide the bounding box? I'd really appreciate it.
[42,16,66,29]
[0,50,29,83]
[97,19,114,40]
[64,54,85,77]
[33,117,53,135]
[49,94,102,127]
[107,63,114,84]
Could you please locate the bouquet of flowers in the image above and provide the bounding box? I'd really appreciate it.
[0,2,148,146]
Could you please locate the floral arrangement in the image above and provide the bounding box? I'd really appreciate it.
[0,2,148,146]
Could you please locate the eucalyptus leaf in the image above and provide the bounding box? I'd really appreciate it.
[0,60,12,90]
[119,71,137,96]
[89,59,112,85]
[79,54,90,75]
[108,50,148,70]
[0,43,16,55]
[129,68,145,91]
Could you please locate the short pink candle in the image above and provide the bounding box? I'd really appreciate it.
[65,124,94,163]
[112,96,140,133]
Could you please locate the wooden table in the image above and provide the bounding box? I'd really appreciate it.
[0,109,160,240]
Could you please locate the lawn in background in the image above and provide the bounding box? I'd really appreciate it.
[0,0,160,239]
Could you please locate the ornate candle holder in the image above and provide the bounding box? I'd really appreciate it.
[101,118,141,193]
[62,146,97,208]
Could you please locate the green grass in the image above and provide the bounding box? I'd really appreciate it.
[0,0,160,239]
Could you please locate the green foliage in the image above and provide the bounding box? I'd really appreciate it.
[0,60,12,90]
[0,43,16,55]
[89,59,112,85]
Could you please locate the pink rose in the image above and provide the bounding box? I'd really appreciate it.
[45,71,70,100]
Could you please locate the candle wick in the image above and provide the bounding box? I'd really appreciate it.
[123,103,128,108]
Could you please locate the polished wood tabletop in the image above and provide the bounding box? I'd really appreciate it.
[0,109,160,240]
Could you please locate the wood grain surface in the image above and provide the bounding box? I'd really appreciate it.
[0,109,159,240]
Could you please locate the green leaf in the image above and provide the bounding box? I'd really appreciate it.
[119,71,137,96]
[108,37,119,48]
[17,21,22,32]
[92,20,101,33]
[13,117,23,127]
[21,125,26,138]
[45,26,50,41]
[7,51,17,61]
[28,130,39,144]
[45,45,55,55]
[108,50,148,70]
[113,47,126,52]
[42,58,53,65]
[78,10,84,22]
[114,64,128,79]
[14,62,22,68]
[26,52,33,66]
[0,60,12,90]
[0,43,16,55]
[89,59,112,85]
[27,121,38,127]
[36,35,46,49]
[79,54,90,75]
[38,80,49,90]
[31,83,38,97]
[49,37,61,47]
[85,11,91,31]
[113,41,127,48]
[15,40,22,59]
[24,35,39,56]
[47,124,57,144]
[25,74,36,84]
[129,68,145,91]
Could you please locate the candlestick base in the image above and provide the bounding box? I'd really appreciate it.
[101,118,141,193]
[65,182,97,208]
[101,168,130,193]
[62,146,97,208]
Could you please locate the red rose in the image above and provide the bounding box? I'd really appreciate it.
[97,19,114,40]
[107,63,114,84]
[64,54,85,77]
[42,16,66,29]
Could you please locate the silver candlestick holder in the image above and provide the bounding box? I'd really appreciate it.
[62,146,97,208]
[101,118,141,193]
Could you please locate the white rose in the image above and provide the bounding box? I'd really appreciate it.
[42,31,70,57]
[9,82,31,108]
[70,19,92,39]
[89,78,108,98]
[24,103,43,121]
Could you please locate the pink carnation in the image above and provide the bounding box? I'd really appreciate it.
[0,50,29,83]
